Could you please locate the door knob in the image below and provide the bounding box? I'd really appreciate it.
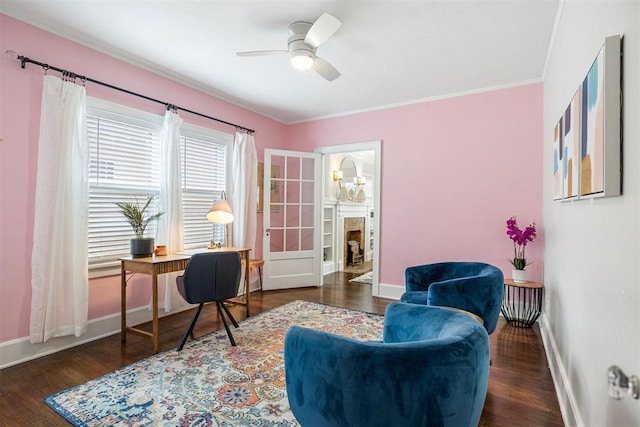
[608,365,640,400]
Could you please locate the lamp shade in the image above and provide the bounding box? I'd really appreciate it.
[206,199,234,224]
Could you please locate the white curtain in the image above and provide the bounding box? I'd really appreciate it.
[30,75,89,343]
[157,110,186,312]
[230,132,258,251]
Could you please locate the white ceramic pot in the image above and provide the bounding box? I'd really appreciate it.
[512,269,528,283]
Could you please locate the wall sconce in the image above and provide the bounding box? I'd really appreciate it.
[353,176,366,186]
[206,190,234,248]
[333,170,343,181]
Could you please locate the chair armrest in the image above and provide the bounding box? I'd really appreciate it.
[400,290,430,305]
[383,302,481,343]
[427,275,503,333]
[405,264,444,291]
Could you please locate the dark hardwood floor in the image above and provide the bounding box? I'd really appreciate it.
[0,270,563,426]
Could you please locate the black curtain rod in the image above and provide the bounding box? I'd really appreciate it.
[10,52,255,134]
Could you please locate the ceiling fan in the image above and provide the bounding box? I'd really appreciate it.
[236,13,342,81]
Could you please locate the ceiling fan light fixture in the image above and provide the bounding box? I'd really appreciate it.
[290,51,314,70]
[237,13,341,80]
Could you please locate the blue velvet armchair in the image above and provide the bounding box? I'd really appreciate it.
[401,261,504,334]
[284,302,490,427]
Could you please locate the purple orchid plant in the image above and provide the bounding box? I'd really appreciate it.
[506,216,537,270]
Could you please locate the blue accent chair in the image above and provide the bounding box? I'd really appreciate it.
[284,302,490,427]
[401,261,504,334]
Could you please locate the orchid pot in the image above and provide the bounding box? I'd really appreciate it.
[512,269,528,283]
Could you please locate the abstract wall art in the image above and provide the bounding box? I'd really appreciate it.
[563,89,581,199]
[553,34,621,201]
[579,34,621,198]
[553,118,563,200]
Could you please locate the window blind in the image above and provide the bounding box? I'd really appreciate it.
[87,114,161,269]
[180,134,227,248]
[87,100,230,272]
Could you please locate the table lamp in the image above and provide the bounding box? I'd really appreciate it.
[206,191,234,248]
[354,176,366,203]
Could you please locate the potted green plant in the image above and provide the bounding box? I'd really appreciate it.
[116,196,164,258]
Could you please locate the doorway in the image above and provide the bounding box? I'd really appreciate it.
[315,141,381,297]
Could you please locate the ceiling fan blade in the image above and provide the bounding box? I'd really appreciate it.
[236,50,288,57]
[304,13,341,48]
[313,57,341,81]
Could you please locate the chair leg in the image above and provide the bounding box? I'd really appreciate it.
[178,303,204,351]
[217,301,237,346]
[219,300,239,327]
[258,266,263,295]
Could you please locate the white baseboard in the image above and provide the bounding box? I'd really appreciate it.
[0,305,163,370]
[539,314,582,427]
[322,263,336,275]
[377,282,403,300]
[0,279,264,370]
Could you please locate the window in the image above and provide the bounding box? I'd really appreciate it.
[87,98,232,275]
[180,128,230,249]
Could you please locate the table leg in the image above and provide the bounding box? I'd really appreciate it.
[121,262,126,343]
[244,251,250,317]
[152,273,159,353]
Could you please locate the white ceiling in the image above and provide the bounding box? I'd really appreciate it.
[1,0,559,124]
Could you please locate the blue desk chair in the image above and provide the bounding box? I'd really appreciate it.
[175,251,241,350]
[284,303,490,427]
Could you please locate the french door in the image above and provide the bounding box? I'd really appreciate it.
[262,149,322,290]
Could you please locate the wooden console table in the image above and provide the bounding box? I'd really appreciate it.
[120,247,251,353]
[501,278,544,328]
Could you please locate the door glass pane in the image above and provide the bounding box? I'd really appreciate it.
[271,179,284,208]
[286,181,300,203]
[287,156,300,179]
[301,228,313,250]
[271,155,285,170]
[301,204,313,227]
[286,228,300,251]
[270,205,284,227]
[286,204,300,227]
[270,228,284,252]
[301,181,314,204]
[301,157,314,180]
[268,156,286,254]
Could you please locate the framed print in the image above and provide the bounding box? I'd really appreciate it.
[579,35,621,198]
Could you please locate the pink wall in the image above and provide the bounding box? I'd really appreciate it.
[286,84,544,288]
[0,15,287,342]
[0,13,543,346]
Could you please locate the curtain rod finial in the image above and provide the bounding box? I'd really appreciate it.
[4,50,26,68]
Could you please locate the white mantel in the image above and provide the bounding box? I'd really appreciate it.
[336,201,370,219]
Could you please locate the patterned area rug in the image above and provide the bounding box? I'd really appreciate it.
[349,271,373,284]
[45,301,383,426]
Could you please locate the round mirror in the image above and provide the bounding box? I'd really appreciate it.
[339,157,359,189]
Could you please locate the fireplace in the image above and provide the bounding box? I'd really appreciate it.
[344,217,365,267]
